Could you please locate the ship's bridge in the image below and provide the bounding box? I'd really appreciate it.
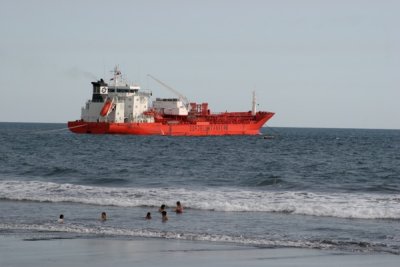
[81,66,153,123]
[107,87,139,94]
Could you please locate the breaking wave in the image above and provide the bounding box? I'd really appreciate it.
[1,180,400,219]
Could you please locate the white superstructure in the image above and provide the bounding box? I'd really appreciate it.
[81,66,153,123]
[153,98,189,116]
[80,66,189,123]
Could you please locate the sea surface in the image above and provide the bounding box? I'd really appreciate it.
[0,122,399,254]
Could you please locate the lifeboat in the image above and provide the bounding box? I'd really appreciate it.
[100,99,113,117]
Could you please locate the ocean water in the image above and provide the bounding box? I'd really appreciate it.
[0,122,399,254]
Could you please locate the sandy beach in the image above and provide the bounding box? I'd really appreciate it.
[0,236,398,267]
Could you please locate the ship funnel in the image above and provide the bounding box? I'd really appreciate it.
[91,79,108,102]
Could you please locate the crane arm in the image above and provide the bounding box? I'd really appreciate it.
[147,74,189,105]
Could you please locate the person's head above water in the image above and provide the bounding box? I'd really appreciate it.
[175,201,183,213]
[159,204,166,212]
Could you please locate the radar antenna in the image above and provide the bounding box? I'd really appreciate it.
[110,65,122,86]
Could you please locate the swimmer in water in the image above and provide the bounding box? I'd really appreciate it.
[161,211,168,222]
[159,204,166,213]
[145,212,152,220]
[58,214,64,224]
[100,212,107,221]
[174,201,183,214]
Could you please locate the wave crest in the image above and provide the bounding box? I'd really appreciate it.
[1,180,400,219]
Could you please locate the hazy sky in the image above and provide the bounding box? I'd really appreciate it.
[0,0,399,129]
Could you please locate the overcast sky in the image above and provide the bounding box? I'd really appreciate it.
[0,0,399,129]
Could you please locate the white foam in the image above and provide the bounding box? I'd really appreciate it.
[3,222,396,254]
[1,180,400,219]
[0,222,333,250]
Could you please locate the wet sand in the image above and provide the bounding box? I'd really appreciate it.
[0,236,398,267]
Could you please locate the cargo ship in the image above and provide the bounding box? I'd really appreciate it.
[67,66,274,136]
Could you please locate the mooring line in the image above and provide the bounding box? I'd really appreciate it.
[33,124,87,134]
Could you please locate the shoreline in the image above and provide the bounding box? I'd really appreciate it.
[1,236,398,267]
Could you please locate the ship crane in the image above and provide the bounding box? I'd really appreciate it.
[147,74,190,107]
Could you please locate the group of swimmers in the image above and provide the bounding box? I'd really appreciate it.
[57,201,183,224]
[145,201,183,222]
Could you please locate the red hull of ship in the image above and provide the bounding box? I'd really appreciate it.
[68,112,274,136]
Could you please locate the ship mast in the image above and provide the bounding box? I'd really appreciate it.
[252,91,257,116]
[111,65,122,86]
